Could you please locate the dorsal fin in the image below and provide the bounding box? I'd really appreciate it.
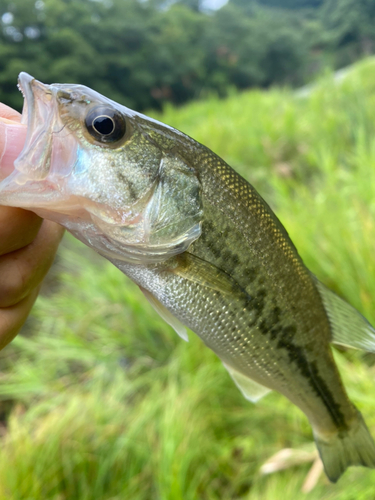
[313,276,375,352]
[139,286,189,342]
[222,363,271,402]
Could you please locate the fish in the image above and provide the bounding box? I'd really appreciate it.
[1,72,375,483]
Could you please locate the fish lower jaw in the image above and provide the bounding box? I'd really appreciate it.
[0,174,86,221]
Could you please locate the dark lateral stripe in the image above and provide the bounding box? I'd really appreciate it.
[277,336,347,429]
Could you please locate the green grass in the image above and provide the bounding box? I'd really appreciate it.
[2,58,375,498]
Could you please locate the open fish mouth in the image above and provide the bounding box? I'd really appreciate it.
[15,72,55,180]
[0,73,78,211]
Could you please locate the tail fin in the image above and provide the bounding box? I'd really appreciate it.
[314,411,375,482]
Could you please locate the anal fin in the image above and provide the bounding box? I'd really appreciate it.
[313,275,375,352]
[223,363,271,403]
[139,286,189,342]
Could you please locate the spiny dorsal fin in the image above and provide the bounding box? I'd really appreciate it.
[313,276,375,352]
[222,363,271,403]
[139,286,189,342]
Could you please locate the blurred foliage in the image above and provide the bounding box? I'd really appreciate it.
[0,0,375,111]
[1,57,375,498]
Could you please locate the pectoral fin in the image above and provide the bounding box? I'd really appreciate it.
[223,363,271,402]
[313,276,375,352]
[139,286,189,342]
[172,253,240,295]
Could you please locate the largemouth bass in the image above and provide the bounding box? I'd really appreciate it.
[1,73,375,482]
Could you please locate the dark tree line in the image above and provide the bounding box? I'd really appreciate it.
[0,0,374,112]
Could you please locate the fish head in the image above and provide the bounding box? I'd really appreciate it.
[0,73,202,263]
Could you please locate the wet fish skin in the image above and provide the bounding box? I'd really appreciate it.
[94,122,375,482]
[113,135,356,433]
[1,73,375,482]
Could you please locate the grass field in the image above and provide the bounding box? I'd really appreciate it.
[1,58,375,499]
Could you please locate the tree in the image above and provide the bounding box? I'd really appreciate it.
[254,0,324,8]
[321,0,375,66]
[0,0,373,112]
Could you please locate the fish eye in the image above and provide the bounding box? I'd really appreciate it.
[85,106,126,144]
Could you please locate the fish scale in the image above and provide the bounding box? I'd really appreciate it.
[1,72,375,482]
[116,251,349,432]
[115,162,354,433]
[189,155,353,428]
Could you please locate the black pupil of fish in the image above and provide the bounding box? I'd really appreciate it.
[93,116,114,136]
[86,107,126,143]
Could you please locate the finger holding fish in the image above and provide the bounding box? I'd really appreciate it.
[0,103,26,181]
[0,219,63,308]
[0,102,64,346]
[0,286,40,350]
[0,206,42,255]
[0,107,41,255]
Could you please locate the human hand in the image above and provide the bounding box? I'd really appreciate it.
[0,103,64,350]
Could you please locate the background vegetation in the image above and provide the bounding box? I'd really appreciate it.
[1,0,375,497]
[0,56,375,498]
[0,0,375,110]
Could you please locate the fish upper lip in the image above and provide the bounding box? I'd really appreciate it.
[18,72,33,118]
[17,72,33,131]
[15,72,55,178]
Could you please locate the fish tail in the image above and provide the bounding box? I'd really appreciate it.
[313,410,375,482]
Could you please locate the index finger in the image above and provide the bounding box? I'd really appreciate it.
[0,103,42,254]
[0,103,22,123]
[0,103,26,181]
[0,206,42,255]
